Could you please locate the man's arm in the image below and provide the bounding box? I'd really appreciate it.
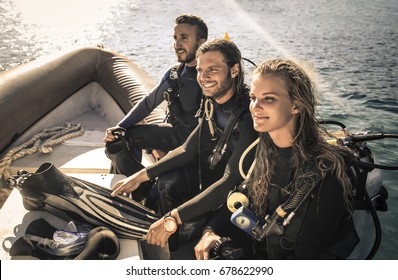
[118,67,173,128]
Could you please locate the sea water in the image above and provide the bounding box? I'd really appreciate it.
[0,0,397,259]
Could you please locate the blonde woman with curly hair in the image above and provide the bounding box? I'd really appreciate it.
[193,58,359,260]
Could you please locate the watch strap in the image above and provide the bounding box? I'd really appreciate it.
[212,237,232,256]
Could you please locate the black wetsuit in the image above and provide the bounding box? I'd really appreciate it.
[111,63,202,175]
[255,147,357,259]
[146,93,258,249]
[184,146,358,260]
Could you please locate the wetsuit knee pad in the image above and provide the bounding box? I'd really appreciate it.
[156,171,183,194]
[157,168,199,192]
[155,172,180,213]
[154,170,190,214]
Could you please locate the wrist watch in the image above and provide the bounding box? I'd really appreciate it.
[163,212,177,234]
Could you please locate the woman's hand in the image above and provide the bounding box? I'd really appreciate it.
[111,169,149,196]
[194,229,221,260]
[145,209,182,247]
[146,218,172,247]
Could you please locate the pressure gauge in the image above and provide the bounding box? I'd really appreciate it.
[234,215,251,228]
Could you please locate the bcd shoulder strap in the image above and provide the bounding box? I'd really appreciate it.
[164,63,184,101]
[163,63,187,125]
[208,106,248,170]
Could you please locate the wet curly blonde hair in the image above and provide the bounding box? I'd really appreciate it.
[246,58,354,216]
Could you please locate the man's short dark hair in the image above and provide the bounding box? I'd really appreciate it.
[175,14,208,41]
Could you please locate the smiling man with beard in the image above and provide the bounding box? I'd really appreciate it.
[104,14,207,179]
[111,39,258,256]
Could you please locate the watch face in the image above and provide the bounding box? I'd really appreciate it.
[163,217,177,233]
[234,215,251,229]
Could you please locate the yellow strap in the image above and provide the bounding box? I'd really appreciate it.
[204,99,217,140]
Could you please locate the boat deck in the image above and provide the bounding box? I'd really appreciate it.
[7,82,127,174]
[0,82,164,259]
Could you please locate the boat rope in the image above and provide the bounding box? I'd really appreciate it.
[0,123,84,181]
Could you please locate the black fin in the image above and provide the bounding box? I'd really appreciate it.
[15,162,159,239]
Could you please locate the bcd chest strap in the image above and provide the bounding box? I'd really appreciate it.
[163,63,182,105]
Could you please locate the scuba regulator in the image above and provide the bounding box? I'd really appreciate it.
[227,170,321,241]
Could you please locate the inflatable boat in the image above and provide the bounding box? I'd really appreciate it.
[0,46,165,176]
[0,46,168,260]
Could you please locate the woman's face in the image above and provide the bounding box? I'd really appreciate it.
[249,74,299,144]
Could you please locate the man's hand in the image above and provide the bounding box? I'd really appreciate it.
[194,229,221,260]
[104,126,123,143]
[111,169,149,196]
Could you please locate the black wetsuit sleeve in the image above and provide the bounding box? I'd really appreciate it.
[292,174,348,259]
[145,119,202,178]
[177,115,258,222]
[117,67,172,128]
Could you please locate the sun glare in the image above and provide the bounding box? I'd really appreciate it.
[14,0,120,25]
[9,0,127,54]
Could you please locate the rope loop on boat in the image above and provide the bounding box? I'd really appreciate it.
[0,123,84,181]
